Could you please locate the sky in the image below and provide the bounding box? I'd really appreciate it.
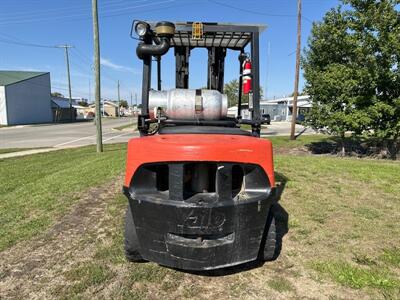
[0,0,340,103]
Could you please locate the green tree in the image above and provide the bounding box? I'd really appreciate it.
[290,90,307,97]
[77,100,89,107]
[224,79,264,107]
[120,100,128,108]
[51,92,64,97]
[302,0,400,156]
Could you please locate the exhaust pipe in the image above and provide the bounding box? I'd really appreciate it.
[137,37,170,59]
[136,21,175,60]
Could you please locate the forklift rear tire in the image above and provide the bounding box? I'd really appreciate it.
[124,206,145,262]
[260,207,282,261]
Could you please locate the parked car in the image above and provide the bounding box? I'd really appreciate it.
[261,113,271,125]
[296,114,305,124]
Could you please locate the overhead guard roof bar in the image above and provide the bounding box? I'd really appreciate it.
[143,22,266,50]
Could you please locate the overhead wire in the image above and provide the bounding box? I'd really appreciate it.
[0,32,58,48]
[0,0,150,24]
[207,0,313,23]
[0,0,176,26]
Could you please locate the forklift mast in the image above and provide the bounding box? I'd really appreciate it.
[132,21,265,136]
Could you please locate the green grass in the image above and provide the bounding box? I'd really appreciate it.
[0,144,127,251]
[54,262,115,298]
[274,154,400,296]
[311,261,399,289]
[240,124,252,130]
[380,248,400,268]
[1,136,400,298]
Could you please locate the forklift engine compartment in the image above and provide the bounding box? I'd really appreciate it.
[123,21,280,270]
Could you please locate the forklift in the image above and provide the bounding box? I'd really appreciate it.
[123,21,280,270]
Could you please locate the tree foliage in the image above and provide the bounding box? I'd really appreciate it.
[120,100,128,108]
[303,0,400,155]
[224,79,264,107]
[77,100,89,107]
[51,92,64,97]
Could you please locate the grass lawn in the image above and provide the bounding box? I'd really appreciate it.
[0,144,127,251]
[1,137,399,299]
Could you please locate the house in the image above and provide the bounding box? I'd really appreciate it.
[90,100,119,117]
[51,96,91,121]
[0,71,52,125]
[51,96,77,122]
[227,103,251,120]
[260,95,312,121]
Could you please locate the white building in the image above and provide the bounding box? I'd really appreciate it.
[227,103,251,120]
[0,71,52,125]
[260,95,312,121]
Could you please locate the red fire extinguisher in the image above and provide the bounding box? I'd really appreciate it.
[242,58,252,94]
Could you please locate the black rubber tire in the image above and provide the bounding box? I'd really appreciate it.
[260,207,282,261]
[124,206,145,262]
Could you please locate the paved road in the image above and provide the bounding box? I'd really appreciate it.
[261,121,314,137]
[0,118,137,149]
[1,119,314,150]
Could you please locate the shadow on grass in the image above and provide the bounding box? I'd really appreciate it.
[178,172,289,277]
[306,136,399,159]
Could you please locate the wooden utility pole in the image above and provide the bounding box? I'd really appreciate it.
[130,92,133,107]
[92,0,103,152]
[89,79,91,103]
[56,44,74,121]
[117,80,121,117]
[290,0,302,140]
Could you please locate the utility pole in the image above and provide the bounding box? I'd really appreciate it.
[89,80,91,103]
[92,0,103,152]
[290,0,302,140]
[135,93,138,116]
[56,44,74,121]
[130,92,133,107]
[117,80,121,117]
[265,41,270,100]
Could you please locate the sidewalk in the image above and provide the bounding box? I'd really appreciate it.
[0,148,60,159]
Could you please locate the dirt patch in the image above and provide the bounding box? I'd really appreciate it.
[274,146,312,156]
[0,175,124,298]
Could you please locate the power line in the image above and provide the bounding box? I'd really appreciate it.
[0,0,176,26]
[0,0,150,24]
[0,33,57,48]
[0,34,118,87]
[207,0,313,23]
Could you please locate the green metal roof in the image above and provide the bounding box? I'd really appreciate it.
[0,70,48,86]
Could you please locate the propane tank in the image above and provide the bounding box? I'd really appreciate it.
[242,58,252,94]
[149,89,228,120]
